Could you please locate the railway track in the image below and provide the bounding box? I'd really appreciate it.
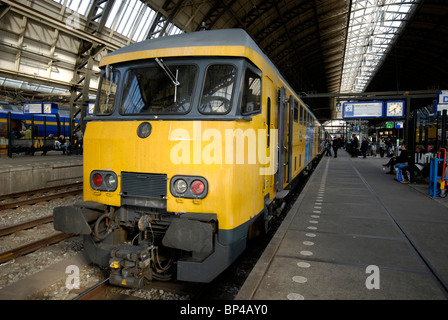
[0,182,83,210]
[0,232,72,264]
[0,216,53,237]
[0,183,82,264]
[0,215,73,264]
[73,277,206,300]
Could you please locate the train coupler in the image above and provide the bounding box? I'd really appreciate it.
[109,243,153,289]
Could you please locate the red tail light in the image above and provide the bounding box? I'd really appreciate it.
[191,180,205,195]
[93,173,103,187]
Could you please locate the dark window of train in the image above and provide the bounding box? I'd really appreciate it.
[267,97,271,147]
[241,69,261,115]
[199,64,236,114]
[97,69,120,115]
[300,105,303,125]
[294,100,298,123]
[120,64,197,115]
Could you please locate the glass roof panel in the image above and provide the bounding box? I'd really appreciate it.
[340,0,419,93]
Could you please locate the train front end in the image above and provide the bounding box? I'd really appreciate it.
[54,30,274,287]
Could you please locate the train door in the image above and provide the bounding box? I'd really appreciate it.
[277,87,285,192]
[276,87,290,193]
[288,95,294,183]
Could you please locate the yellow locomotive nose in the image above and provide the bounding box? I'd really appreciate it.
[54,29,325,286]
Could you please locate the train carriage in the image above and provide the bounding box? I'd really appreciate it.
[0,108,73,156]
[54,29,325,287]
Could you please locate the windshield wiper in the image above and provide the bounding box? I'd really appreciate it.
[155,57,180,102]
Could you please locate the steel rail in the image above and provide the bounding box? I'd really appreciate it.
[0,189,82,210]
[0,232,72,264]
[0,216,53,237]
[0,182,83,201]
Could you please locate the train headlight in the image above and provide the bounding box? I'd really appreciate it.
[104,174,117,190]
[174,179,188,194]
[191,180,205,195]
[137,122,152,138]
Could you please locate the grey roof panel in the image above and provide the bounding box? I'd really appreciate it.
[106,28,264,58]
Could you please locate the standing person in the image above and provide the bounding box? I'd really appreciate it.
[324,138,332,156]
[385,137,392,157]
[361,137,369,158]
[332,136,341,158]
[74,127,83,155]
[379,137,386,158]
[350,134,359,157]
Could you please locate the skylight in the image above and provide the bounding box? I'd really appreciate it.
[340,0,419,93]
[52,0,183,42]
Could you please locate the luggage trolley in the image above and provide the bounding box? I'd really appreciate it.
[429,148,448,198]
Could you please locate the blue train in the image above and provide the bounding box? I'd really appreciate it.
[0,102,77,156]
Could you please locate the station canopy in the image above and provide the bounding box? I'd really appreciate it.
[51,0,183,42]
[341,0,418,93]
[1,0,446,122]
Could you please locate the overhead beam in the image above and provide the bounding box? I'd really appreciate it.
[299,89,440,99]
[1,0,120,51]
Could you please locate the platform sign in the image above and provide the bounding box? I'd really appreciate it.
[23,102,59,114]
[23,103,42,113]
[385,122,394,129]
[88,102,95,115]
[342,101,384,118]
[395,121,404,129]
[438,91,448,104]
[43,102,58,114]
[436,91,448,113]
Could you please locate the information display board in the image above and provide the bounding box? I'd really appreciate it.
[342,101,384,119]
[23,102,58,114]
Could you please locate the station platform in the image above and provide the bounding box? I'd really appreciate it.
[0,151,83,195]
[236,150,448,300]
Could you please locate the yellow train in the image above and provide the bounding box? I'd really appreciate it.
[54,29,325,287]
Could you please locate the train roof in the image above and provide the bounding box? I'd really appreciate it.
[100,29,271,70]
[99,28,319,123]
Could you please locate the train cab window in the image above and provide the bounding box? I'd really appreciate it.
[300,105,303,125]
[199,64,236,114]
[97,67,119,115]
[294,100,298,123]
[120,64,197,115]
[241,68,261,115]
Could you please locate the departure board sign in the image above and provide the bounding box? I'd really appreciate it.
[342,101,384,118]
[23,102,58,114]
[23,103,42,113]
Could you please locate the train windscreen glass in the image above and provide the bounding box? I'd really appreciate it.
[120,64,197,114]
[97,66,120,115]
[199,64,236,114]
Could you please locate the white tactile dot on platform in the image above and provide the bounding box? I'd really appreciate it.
[307,226,317,230]
[303,241,314,246]
[287,293,305,300]
[292,276,308,283]
[297,262,311,268]
[306,233,316,237]
[300,250,313,256]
